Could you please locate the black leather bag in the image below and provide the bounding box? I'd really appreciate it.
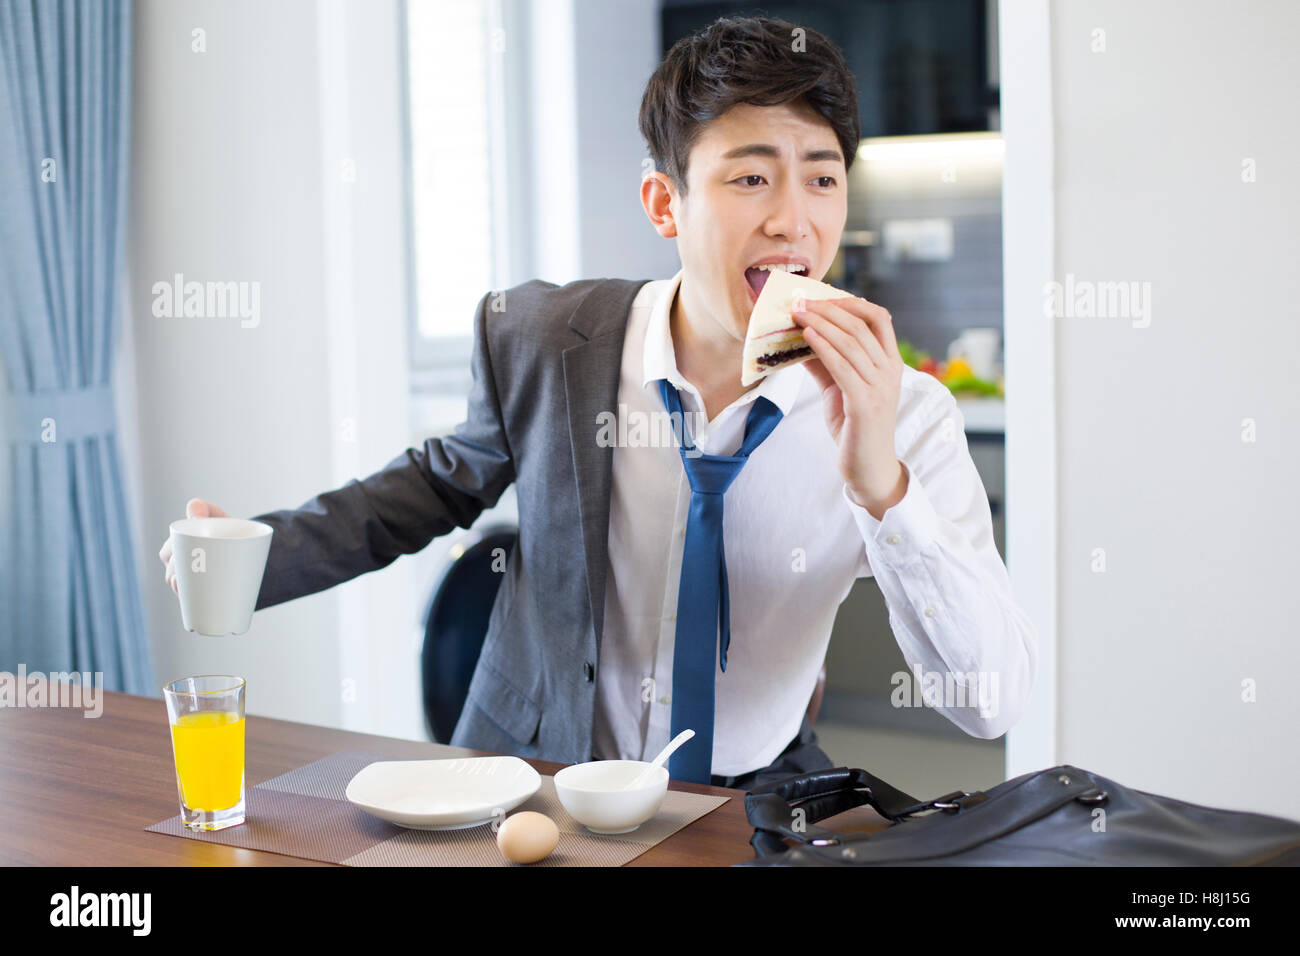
[737,764,1300,866]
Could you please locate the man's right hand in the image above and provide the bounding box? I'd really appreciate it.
[159,499,230,594]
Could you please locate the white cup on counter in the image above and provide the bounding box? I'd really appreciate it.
[948,328,1001,380]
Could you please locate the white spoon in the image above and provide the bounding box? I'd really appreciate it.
[624,729,695,790]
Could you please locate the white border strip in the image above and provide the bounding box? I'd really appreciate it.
[485,0,513,288]
[528,0,580,283]
[318,0,366,731]
[1000,0,1058,776]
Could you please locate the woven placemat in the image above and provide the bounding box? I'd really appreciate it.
[145,750,731,866]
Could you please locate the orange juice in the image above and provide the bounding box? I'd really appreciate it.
[169,711,244,811]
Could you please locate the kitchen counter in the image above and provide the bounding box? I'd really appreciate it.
[954,396,1005,434]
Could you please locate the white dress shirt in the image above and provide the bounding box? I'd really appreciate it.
[591,269,1037,777]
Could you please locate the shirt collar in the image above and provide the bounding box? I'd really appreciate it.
[641,269,804,416]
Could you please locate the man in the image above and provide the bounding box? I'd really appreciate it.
[160,16,1036,791]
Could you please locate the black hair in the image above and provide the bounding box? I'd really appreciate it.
[638,15,860,196]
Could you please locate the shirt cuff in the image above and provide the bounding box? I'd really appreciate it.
[841,460,942,566]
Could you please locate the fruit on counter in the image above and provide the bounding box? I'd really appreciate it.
[897,339,928,368]
[942,357,973,381]
[898,339,942,380]
[896,339,1002,394]
[942,373,1002,396]
[941,355,1003,395]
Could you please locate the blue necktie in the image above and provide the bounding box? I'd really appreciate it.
[657,378,784,784]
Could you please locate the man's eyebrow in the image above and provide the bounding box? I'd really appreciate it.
[719,143,844,164]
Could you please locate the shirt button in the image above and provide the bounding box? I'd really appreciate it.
[887,534,901,545]
[659,694,672,705]
[583,661,595,682]
[668,614,676,622]
[924,607,937,618]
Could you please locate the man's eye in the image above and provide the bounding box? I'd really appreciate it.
[735,175,765,187]
[813,176,837,188]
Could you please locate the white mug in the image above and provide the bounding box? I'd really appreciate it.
[169,517,273,636]
[948,328,1001,381]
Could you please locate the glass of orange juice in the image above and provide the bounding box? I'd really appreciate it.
[163,675,247,830]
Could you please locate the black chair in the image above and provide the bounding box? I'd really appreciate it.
[420,523,518,743]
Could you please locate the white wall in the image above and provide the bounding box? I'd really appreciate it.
[126,0,414,734]
[573,0,681,281]
[516,0,678,285]
[1005,0,1299,818]
[315,0,422,738]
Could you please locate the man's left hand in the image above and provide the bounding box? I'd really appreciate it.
[792,296,907,520]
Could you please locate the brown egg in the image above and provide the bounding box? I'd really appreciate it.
[496,811,559,864]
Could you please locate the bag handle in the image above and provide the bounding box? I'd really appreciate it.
[744,766,932,857]
[771,768,1107,865]
[745,765,1109,862]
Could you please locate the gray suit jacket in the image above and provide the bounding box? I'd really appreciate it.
[252,277,652,765]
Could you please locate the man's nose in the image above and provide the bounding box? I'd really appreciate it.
[764,175,810,239]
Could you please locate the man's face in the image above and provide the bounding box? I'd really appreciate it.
[666,101,848,342]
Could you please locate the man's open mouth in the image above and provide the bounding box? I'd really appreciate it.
[744,262,808,297]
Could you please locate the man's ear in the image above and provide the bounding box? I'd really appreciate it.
[640,172,679,239]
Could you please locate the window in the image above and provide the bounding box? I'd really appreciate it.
[403,0,508,389]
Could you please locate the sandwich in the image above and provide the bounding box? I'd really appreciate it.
[740,265,855,386]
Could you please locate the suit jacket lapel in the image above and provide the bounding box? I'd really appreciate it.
[562,278,652,651]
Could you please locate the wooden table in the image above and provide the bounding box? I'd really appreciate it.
[0,678,890,866]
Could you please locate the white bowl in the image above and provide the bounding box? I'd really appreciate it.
[553,760,669,834]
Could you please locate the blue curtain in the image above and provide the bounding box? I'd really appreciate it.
[0,0,153,695]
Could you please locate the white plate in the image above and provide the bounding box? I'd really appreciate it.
[345,755,541,830]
